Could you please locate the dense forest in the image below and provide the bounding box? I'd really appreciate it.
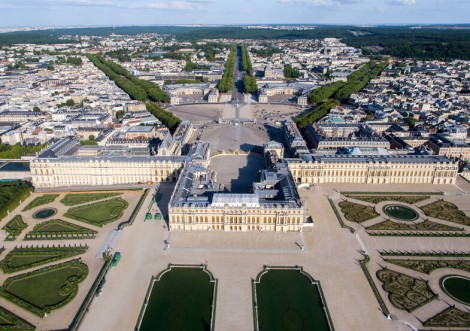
[1,26,470,60]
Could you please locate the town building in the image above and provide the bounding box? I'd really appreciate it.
[305,123,390,150]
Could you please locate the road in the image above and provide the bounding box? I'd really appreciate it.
[231,46,245,109]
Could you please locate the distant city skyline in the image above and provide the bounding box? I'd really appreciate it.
[0,0,469,28]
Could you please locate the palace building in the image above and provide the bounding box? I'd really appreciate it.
[286,152,458,185]
[168,161,305,232]
[30,136,208,188]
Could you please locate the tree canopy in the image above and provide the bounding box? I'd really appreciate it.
[284,64,301,79]
[240,46,258,93]
[217,45,236,93]
[87,54,169,103]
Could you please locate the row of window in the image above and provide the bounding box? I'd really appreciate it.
[171,215,302,225]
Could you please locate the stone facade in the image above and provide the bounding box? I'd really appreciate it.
[287,154,458,185]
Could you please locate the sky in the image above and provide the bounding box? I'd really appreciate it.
[0,0,468,28]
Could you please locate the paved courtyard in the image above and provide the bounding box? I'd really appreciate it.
[209,154,264,193]
[199,123,268,152]
[168,102,305,127]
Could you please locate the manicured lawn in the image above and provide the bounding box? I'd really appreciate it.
[22,194,59,211]
[420,200,470,226]
[138,267,216,331]
[60,192,122,206]
[0,259,88,316]
[254,268,331,331]
[338,200,379,223]
[2,215,27,240]
[64,198,129,227]
[25,219,97,240]
[1,246,88,273]
[0,306,35,330]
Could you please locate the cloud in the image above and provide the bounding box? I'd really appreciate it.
[277,0,358,6]
[386,0,416,5]
[0,0,213,10]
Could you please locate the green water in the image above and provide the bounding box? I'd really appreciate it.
[441,276,470,305]
[33,208,57,219]
[138,267,214,331]
[383,204,419,221]
[256,269,331,331]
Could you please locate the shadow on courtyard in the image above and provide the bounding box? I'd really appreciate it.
[228,154,263,193]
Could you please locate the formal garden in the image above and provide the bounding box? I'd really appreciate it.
[0,189,143,330]
[423,306,470,328]
[0,306,35,330]
[22,194,59,211]
[334,192,470,238]
[385,258,470,275]
[0,259,88,317]
[420,200,470,226]
[337,201,379,223]
[343,194,430,205]
[366,220,463,232]
[60,192,122,206]
[64,197,129,227]
[253,267,332,331]
[0,245,88,274]
[377,251,470,328]
[331,191,470,329]
[136,265,217,331]
[2,215,27,241]
[25,219,97,240]
[376,268,436,312]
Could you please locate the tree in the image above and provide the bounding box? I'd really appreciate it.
[217,45,236,93]
[243,75,258,93]
[406,117,416,128]
[88,135,95,141]
[66,57,82,66]
[284,64,300,79]
[295,99,340,129]
[87,54,169,103]
[65,99,75,107]
[32,106,40,112]
[115,110,124,118]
